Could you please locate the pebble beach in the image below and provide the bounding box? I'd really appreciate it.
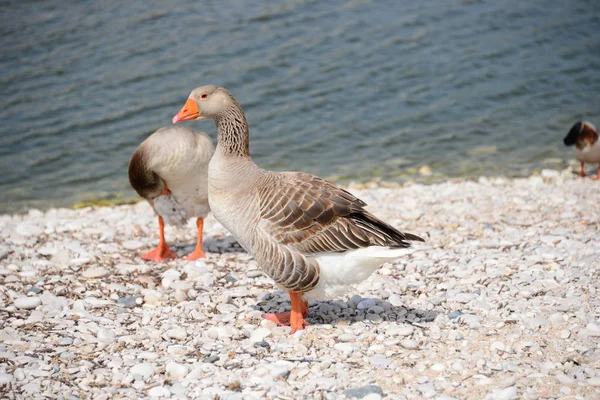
[1,169,599,399]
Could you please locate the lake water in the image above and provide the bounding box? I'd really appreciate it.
[1,0,599,213]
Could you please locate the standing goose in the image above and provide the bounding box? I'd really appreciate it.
[563,120,600,179]
[172,86,424,332]
[128,126,214,261]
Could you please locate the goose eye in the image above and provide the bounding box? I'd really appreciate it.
[200,93,208,99]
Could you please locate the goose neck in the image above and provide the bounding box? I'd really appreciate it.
[215,105,250,158]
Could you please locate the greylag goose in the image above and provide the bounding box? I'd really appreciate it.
[563,120,600,179]
[172,86,424,332]
[128,126,214,261]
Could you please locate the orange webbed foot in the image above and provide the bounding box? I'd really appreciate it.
[141,246,178,262]
[182,248,206,261]
[263,292,310,333]
[263,312,309,333]
[263,312,292,326]
[182,218,206,261]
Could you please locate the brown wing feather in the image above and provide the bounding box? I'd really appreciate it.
[257,171,423,255]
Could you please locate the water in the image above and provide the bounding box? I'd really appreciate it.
[1,0,599,213]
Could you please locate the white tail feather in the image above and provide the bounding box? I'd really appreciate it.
[306,246,415,300]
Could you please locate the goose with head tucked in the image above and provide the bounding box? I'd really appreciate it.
[128,126,214,261]
[563,120,600,179]
[172,86,424,332]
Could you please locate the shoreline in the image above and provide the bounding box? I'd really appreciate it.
[0,165,586,216]
[1,169,599,398]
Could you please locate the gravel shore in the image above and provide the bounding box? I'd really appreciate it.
[1,170,599,399]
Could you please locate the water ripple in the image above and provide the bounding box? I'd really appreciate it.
[1,0,599,212]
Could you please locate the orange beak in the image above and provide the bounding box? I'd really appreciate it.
[172,98,200,124]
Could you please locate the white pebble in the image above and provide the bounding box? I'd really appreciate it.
[584,323,600,337]
[97,328,115,342]
[334,343,354,354]
[389,325,414,336]
[148,386,170,397]
[556,374,574,385]
[14,296,41,310]
[130,363,156,380]
[144,290,162,305]
[81,267,109,279]
[362,394,382,400]
[452,362,464,372]
[174,289,188,303]
[250,327,272,343]
[488,385,518,400]
[0,373,12,384]
[16,222,43,237]
[490,341,505,352]
[400,339,419,349]
[166,328,187,340]
[165,362,189,380]
[123,240,144,250]
[247,270,263,278]
[431,363,445,372]
[588,377,600,387]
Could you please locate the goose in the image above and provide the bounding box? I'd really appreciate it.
[563,120,600,179]
[128,126,214,261]
[172,85,424,332]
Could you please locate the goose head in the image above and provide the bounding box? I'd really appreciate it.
[172,85,235,124]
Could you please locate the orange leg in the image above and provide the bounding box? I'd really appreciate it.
[592,165,600,180]
[579,161,586,178]
[141,216,178,262]
[183,218,206,260]
[263,292,309,333]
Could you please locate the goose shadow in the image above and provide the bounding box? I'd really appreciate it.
[175,234,245,255]
[252,291,441,327]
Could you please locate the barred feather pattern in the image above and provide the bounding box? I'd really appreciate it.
[253,171,424,292]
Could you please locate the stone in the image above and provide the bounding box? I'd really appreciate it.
[334,343,354,354]
[587,377,600,387]
[14,296,42,310]
[130,363,156,380]
[16,222,43,237]
[0,373,12,385]
[487,386,518,400]
[555,374,574,385]
[247,270,263,278]
[250,327,271,343]
[584,323,600,337]
[448,310,463,320]
[254,340,270,348]
[389,325,414,336]
[81,267,109,279]
[117,296,141,308]
[357,299,377,310]
[431,363,445,372]
[369,354,390,366]
[166,328,187,341]
[361,395,382,400]
[270,361,293,379]
[345,385,383,399]
[165,362,189,380]
[400,339,419,349]
[148,386,170,397]
[123,240,144,250]
[204,355,219,363]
